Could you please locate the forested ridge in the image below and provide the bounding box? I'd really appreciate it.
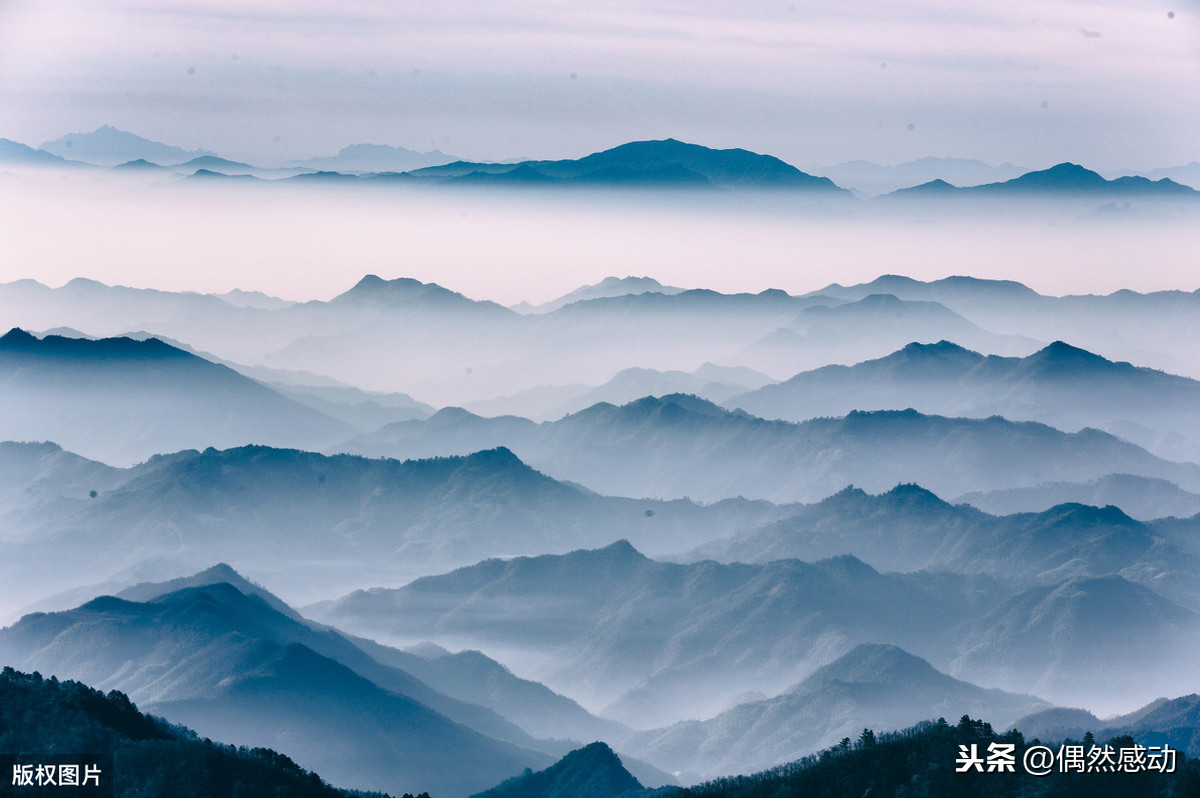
[670,716,1200,798]
[0,666,401,798]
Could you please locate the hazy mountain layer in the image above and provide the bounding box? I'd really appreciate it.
[341,395,1200,504]
[811,275,1200,383]
[464,363,773,422]
[728,340,1200,463]
[951,575,1200,709]
[8,271,1200,407]
[625,644,1047,780]
[0,442,791,615]
[0,274,1030,404]
[733,294,1036,377]
[312,542,1021,726]
[312,539,1199,724]
[686,483,1200,608]
[0,328,350,465]
[957,473,1200,520]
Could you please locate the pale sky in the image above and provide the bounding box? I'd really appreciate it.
[1,0,1197,170]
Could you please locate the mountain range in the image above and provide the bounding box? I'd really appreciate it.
[624,644,1047,781]
[39,125,216,166]
[7,127,1196,207]
[402,139,848,193]
[882,162,1197,200]
[311,541,1025,726]
[0,441,792,616]
[10,272,1200,409]
[313,525,1200,726]
[0,328,350,465]
[341,395,1200,504]
[727,339,1200,463]
[685,483,1200,607]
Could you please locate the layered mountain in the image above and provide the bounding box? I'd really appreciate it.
[268,281,844,402]
[357,642,631,746]
[286,143,456,173]
[625,644,1048,780]
[0,328,351,465]
[952,575,1200,710]
[0,667,388,797]
[813,157,1026,197]
[114,565,630,750]
[733,294,1037,376]
[406,139,848,193]
[0,579,551,796]
[686,484,1200,608]
[464,363,774,422]
[511,276,686,314]
[1017,694,1200,756]
[39,125,217,166]
[311,541,1018,727]
[0,442,791,613]
[0,272,1112,407]
[341,395,1200,504]
[884,162,1198,201]
[728,340,1200,463]
[0,138,87,168]
[957,474,1200,521]
[808,275,1200,382]
[313,535,1200,725]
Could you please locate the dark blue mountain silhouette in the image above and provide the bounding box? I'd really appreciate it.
[470,741,643,798]
[410,139,847,192]
[886,163,1197,198]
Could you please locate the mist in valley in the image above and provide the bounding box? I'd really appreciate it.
[3,156,1200,794]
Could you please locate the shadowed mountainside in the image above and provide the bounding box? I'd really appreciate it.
[0,328,350,465]
[0,580,552,797]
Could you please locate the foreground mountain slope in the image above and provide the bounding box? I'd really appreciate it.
[470,742,644,798]
[0,582,550,796]
[625,644,1047,780]
[0,667,392,798]
[0,328,350,465]
[670,715,1198,797]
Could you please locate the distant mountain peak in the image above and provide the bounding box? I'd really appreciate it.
[39,126,216,166]
[0,327,38,346]
[331,274,507,315]
[1024,340,1115,371]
